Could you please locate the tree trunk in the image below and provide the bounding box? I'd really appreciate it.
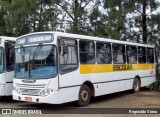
[142,0,147,44]
[73,0,78,34]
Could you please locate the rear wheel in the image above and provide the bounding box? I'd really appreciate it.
[77,85,91,107]
[133,77,141,93]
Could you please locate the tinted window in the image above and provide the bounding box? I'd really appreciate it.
[5,41,15,72]
[96,42,112,64]
[59,38,78,74]
[147,48,154,63]
[126,46,137,63]
[112,44,125,64]
[138,47,146,63]
[79,40,95,64]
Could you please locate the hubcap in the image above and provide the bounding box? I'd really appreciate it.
[80,90,88,102]
[134,81,139,91]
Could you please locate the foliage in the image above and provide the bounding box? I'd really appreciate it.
[0,0,160,44]
[55,0,94,34]
[2,0,60,36]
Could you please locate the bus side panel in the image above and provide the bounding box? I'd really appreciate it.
[58,87,80,104]
[108,81,125,94]
[80,69,151,97]
[125,79,133,89]
[4,83,13,96]
[5,71,14,83]
[4,71,14,95]
[0,74,5,84]
[93,83,109,96]
[141,76,156,87]
[0,73,5,96]
[59,70,81,89]
[0,85,5,96]
[58,69,81,103]
[93,81,126,96]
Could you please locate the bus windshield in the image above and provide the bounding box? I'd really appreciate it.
[15,45,57,79]
[0,47,3,73]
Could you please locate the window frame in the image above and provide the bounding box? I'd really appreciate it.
[146,47,154,63]
[138,46,147,64]
[126,45,138,64]
[112,43,126,64]
[96,41,112,64]
[79,40,96,64]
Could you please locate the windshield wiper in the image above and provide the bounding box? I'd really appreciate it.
[32,43,43,61]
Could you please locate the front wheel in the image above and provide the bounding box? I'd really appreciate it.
[77,85,91,107]
[133,78,141,93]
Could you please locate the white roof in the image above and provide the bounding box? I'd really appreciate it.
[17,31,154,48]
[0,36,16,41]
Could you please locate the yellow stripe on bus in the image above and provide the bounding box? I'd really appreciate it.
[80,64,155,74]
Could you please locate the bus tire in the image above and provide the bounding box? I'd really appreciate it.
[77,85,91,107]
[133,77,141,93]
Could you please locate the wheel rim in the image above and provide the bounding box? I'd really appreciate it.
[80,89,89,102]
[134,81,139,91]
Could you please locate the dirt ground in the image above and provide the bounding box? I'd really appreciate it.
[0,87,160,116]
[87,88,160,108]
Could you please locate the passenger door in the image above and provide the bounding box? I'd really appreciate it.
[58,37,80,103]
[4,41,15,95]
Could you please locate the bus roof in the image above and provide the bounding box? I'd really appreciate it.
[17,31,154,48]
[0,36,16,41]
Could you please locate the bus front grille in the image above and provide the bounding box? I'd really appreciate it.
[20,88,41,96]
[15,83,46,89]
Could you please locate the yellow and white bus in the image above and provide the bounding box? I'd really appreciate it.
[12,32,155,106]
[0,36,16,96]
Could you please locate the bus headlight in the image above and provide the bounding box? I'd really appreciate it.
[13,87,21,94]
[39,88,54,96]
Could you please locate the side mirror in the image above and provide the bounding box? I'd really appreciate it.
[63,45,68,54]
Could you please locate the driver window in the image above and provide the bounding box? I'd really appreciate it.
[58,38,78,74]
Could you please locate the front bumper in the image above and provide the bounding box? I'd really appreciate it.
[12,90,59,104]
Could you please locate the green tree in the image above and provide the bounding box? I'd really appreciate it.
[104,0,133,40]
[2,0,59,36]
[0,4,6,35]
[0,0,12,36]
[126,0,159,43]
[55,0,93,34]
[89,5,108,37]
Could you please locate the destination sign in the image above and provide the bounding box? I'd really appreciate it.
[16,34,53,45]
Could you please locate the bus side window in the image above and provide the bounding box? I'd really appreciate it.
[79,40,95,64]
[147,48,154,63]
[138,47,146,63]
[126,46,137,64]
[5,41,15,72]
[112,44,125,64]
[58,38,78,74]
[96,42,112,64]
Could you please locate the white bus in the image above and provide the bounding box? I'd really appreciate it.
[13,32,156,106]
[0,36,16,96]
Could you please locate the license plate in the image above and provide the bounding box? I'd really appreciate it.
[25,96,32,101]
